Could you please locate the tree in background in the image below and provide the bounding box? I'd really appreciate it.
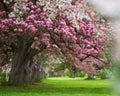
[0,0,111,85]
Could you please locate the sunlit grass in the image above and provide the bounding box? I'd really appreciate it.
[0,77,113,96]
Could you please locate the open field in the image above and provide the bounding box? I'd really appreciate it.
[0,77,113,96]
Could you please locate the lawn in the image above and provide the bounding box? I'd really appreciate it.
[0,77,113,96]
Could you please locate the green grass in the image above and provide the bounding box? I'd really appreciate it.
[0,77,113,96]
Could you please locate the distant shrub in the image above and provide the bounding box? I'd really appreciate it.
[64,68,70,77]
[97,67,113,79]
[0,73,9,85]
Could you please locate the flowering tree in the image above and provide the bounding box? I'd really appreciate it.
[0,0,110,85]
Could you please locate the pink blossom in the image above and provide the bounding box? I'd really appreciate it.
[18,28,23,32]
[34,37,39,41]
[60,20,66,26]
[68,4,77,13]
[46,20,52,27]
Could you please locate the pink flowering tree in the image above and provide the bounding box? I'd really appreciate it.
[0,0,110,85]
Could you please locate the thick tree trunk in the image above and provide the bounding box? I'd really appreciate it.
[8,53,45,85]
[8,52,46,85]
[8,39,46,85]
[8,52,33,85]
[8,40,35,85]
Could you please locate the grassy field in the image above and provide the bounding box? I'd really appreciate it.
[0,77,113,96]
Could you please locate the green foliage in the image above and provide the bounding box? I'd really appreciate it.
[97,67,113,79]
[79,71,86,77]
[43,54,65,77]
[64,68,70,77]
[0,77,112,96]
[0,73,8,85]
[64,67,86,78]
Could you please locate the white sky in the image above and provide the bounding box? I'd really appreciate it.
[89,0,120,18]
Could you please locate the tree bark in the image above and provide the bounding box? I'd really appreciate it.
[32,57,45,82]
[7,38,46,85]
[8,40,35,85]
[8,52,34,85]
[8,53,45,85]
[87,73,94,80]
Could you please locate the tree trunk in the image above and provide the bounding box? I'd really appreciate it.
[87,73,94,80]
[8,39,46,85]
[8,40,35,85]
[8,52,33,85]
[32,57,45,82]
[69,65,76,78]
